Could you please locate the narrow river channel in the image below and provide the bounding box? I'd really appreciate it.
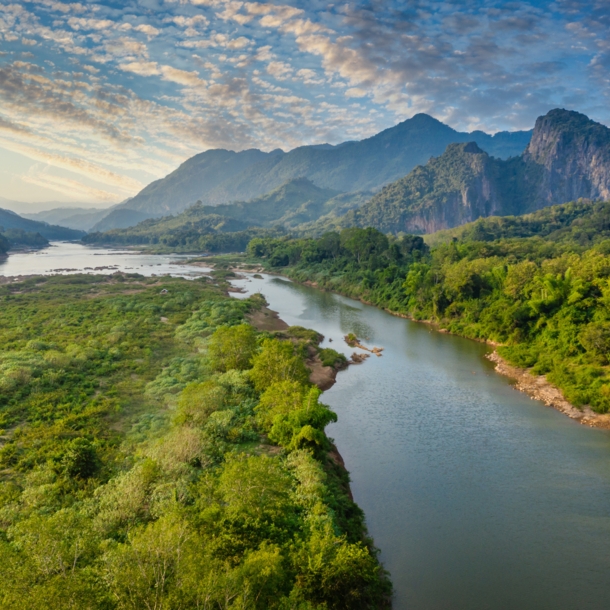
[230,272,610,610]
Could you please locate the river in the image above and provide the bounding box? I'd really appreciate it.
[3,244,610,609]
[230,272,610,610]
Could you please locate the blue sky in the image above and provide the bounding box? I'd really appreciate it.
[0,0,608,206]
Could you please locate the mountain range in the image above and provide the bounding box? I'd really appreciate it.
[341,109,610,234]
[87,108,610,245]
[23,207,114,232]
[96,113,532,230]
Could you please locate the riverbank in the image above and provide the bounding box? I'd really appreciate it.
[486,351,610,429]
[216,261,610,430]
[246,302,351,392]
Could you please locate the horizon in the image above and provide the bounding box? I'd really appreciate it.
[1,1,609,207]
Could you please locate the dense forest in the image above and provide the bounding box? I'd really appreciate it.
[0,228,49,253]
[0,274,389,608]
[244,200,610,413]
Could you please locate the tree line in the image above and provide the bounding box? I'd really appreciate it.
[245,205,610,414]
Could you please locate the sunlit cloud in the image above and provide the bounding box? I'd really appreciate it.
[0,0,608,202]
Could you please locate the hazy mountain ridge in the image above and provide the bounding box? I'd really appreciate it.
[344,110,610,234]
[106,114,532,228]
[84,178,364,247]
[24,207,114,231]
[0,208,85,241]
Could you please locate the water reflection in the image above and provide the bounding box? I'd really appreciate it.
[0,242,210,279]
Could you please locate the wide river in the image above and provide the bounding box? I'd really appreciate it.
[3,244,610,609]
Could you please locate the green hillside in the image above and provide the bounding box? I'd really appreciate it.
[84,179,367,251]
[426,199,610,247]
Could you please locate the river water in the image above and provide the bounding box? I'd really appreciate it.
[0,241,210,279]
[230,273,610,610]
[3,244,610,609]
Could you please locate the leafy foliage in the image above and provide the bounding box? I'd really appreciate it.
[246,203,610,414]
[0,273,389,608]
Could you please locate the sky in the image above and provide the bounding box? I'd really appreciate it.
[0,0,609,208]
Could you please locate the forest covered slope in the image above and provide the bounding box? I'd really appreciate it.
[342,110,610,234]
[103,114,531,229]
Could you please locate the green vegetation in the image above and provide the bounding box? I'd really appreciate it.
[1,228,49,249]
[0,274,389,608]
[84,221,280,253]
[83,179,368,251]
[245,201,610,413]
[426,199,610,247]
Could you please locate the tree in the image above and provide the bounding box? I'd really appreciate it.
[62,438,99,479]
[176,380,227,426]
[218,454,294,522]
[255,380,307,432]
[250,339,309,392]
[208,323,257,372]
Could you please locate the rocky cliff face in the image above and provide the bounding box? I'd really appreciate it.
[347,142,507,234]
[348,109,610,234]
[523,109,610,206]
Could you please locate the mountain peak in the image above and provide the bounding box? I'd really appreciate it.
[445,141,486,155]
[522,108,610,203]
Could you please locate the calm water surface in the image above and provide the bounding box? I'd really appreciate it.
[0,241,210,278]
[230,273,610,610]
[3,244,610,609]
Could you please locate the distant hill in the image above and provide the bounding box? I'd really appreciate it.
[0,209,85,241]
[101,114,532,229]
[24,207,115,231]
[341,109,610,234]
[90,209,154,233]
[84,178,361,249]
[194,178,364,228]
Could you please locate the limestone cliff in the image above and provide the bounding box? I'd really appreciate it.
[523,109,610,206]
[348,109,610,234]
[345,142,508,234]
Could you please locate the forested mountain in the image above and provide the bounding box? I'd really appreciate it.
[344,109,610,234]
[0,208,85,241]
[102,114,531,229]
[193,178,363,228]
[84,178,368,251]
[426,199,610,246]
[90,208,153,233]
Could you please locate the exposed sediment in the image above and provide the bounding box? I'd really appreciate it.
[486,351,610,429]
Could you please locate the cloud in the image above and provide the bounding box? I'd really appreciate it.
[1,0,609,203]
[135,24,160,38]
[67,17,114,31]
[21,168,123,202]
[266,60,293,80]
